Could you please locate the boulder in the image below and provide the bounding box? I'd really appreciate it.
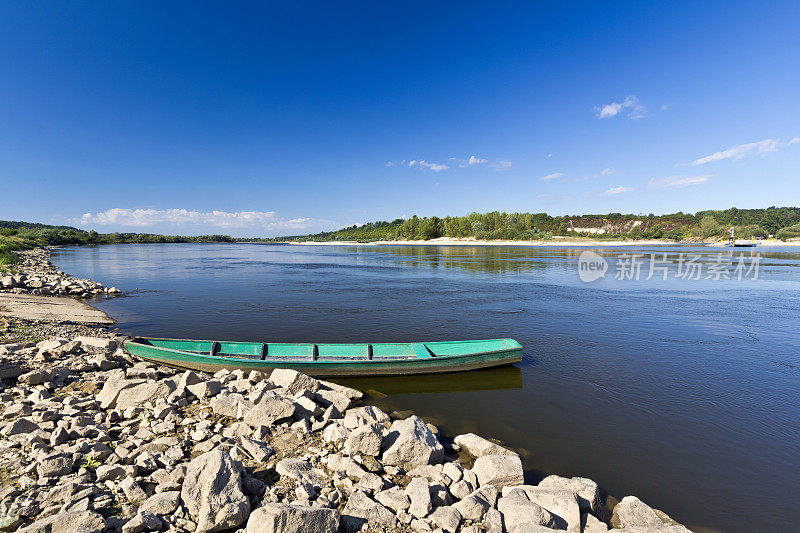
[502,486,581,533]
[181,450,251,533]
[269,368,320,394]
[429,506,462,533]
[97,379,146,409]
[454,433,515,457]
[74,336,116,353]
[239,436,273,462]
[115,382,175,411]
[341,491,396,532]
[17,369,52,386]
[243,396,295,428]
[245,503,339,533]
[582,513,609,533]
[497,491,558,532]
[276,458,321,486]
[405,476,432,518]
[121,511,161,533]
[187,379,222,399]
[381,415,444,470]
[139,491,181,516]
[374,486,411,513]
[472,454,524,489]
[538,475,601,513]
[452,486,497,521]
[36,453,74,478]
[1,418,40,436]
[610,496,688,531]
[17,510,105,533]
[343,423,382,457]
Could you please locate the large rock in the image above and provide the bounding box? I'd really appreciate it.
[74,336,116,353]
[452,486,497,521]
[498,491,557,532]
[610,496,689,531]
[1,418,40,436]
[96,379,146,409]
[472,454,524,489]
[17,510,105,533]
[502,486,581,533]
[243,396,296,428]
[374,486,411,513]
[245,503,339,533]
[343,423,382,456]
[381,415,444,470]
[115,381,175,411]
[37,453,74,478]
[538,475,601,513]
[405,476,432,518]
[276,458,321,486]
[429,506,462,533]
[181,450,251,533]
[341,491,396,532]
[139,491,181,516]
[454,433,516,457]
[269,368,320,394]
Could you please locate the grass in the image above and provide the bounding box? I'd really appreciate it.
[0,234,37,270]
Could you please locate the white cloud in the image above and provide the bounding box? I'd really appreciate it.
[491,160,512,171]
[690,138,782,165]
[649,174,711,189]
[603,186,635,196]
[73,208,320,231]
[408,159,449,171]
[601,168,613,175]
[597,96,647,119]
[790,137,800,145]
[535,193,548,199]
[385,161,396,167]
[468,155,488,165]
[547,153,553,158]
[539,172,564,181]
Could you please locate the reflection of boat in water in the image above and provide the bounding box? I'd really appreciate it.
[332,364,524,395]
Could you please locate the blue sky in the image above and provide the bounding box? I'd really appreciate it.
[1,1,799,236]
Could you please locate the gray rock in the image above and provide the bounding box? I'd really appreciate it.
[454,433,516,457]
[502,486,581,533]
[374,486,411,513]
[452,485,497,521]
[382,415,444,470]
[240,436,273,462]
[37,453,74,478]
[139,491,180,515]
[97,379,146,409]
[17,510,105,533]
[181,450,251,533]
[115,381,175,411]
[96,464,133,482]
[405,476,432,518]
[313,388,351,413]
[187,379,222,398]
[243,396,296,428]
[343,423,382,457]
[610,496,689,531]
[498,491,558,532]
[538,475,601,513]
[121,511,161,533]
[17,369,51,385]
[276,458,321,486]
[245,503,339,533]
[74,336,116,353]
[341,491,396,532]
[1,418,40,436]
[472,453,524,489]
[269,368,320,394]
[429,506,461,533]
[582,512,609,533]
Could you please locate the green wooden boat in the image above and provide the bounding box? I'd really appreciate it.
[122,337,523,377]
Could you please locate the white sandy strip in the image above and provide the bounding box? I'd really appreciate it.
[285,237,800,247]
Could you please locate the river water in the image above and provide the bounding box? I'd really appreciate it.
[51,243,800,532]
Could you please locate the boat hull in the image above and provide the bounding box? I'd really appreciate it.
[122,338,523,377]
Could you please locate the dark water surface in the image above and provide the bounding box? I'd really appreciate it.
[51,243,800,532]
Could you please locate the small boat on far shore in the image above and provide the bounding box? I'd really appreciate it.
[122,337,523,377]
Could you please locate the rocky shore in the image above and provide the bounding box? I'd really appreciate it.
[0,247,694,533]
[0,248,120,298]
[0,326,694,533]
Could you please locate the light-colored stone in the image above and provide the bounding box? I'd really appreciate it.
[97,379,145,409]
[538,475,601,513]
[405,476,432,518]
[452,486,497,521]
[181,450,251,533]
[582,512,609,533]
[246,503,338,533]
[17,510,105,533]
[472,454,524,489]
[341,491,397,532]
[429,506,461,533]
[276,458,321,486]
[243,396,296,428]
[498,491,557,532]
[343,423,382,457]
[74,336,116,353]
[115,381,175,411]
[502,486,581,533]
[610,496,688,531]
[382,415,444,470]
[269,368,320,394]
[139,491,181,515]
[374,486,411,513]
[454,433,515,457]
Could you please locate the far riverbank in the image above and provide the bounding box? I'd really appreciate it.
[284,236,799,247]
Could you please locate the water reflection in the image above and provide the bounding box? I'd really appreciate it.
[334,365,523,395]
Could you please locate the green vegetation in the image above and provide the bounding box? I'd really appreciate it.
[0,221,232,267]
[270,207,800,243]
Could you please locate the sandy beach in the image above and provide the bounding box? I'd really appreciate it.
[287,237,800,247]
